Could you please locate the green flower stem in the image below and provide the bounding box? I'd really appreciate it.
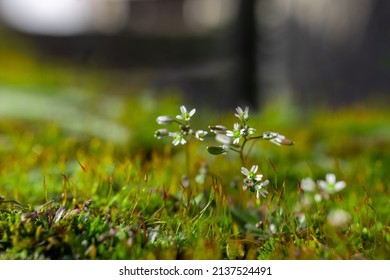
[185,138,191,177]
[173,119,185,125]
[240,138,248,166]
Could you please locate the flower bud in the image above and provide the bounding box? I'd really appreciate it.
[195,130,208,141]
[209,125,227,134]
[156,116,174,125]
[154,128,169,139]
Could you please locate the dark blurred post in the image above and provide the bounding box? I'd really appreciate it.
[236,0,258,108]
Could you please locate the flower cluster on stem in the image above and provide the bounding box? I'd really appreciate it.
[155,105,207,146]
[207,106,293,166]
[155,105,294,201]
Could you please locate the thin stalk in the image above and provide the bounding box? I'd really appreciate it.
[185,139,191,177]
[240,138,247,166]
[244,138,259,163]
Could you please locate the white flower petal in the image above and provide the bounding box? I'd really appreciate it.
[189,108,196,117]
[326,173,336,184]
[215,134,231,144]
[180,105,187,114]
[255,174,263,181]
[241,167,249,176]
[300,177,316,192]
[317,180,327,191]
[226,131,234,137]
[335,181,346,191]
[261,179,269,187]
[250,165,258,173]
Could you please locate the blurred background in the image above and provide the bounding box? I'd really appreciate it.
[0,0,389,117]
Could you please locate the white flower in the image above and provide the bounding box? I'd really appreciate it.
[241,165,258,177]
[300,177,316,192]
[327,209,351,227]
[314,193,323,202]
[269,223,276,234]
[169,132,186,146]
[234,106,249,122]
[226,123,243,144]
[255,181,269,198]
[156,115,174,125]
[317,173,346,194]
[195,130,208,141]
[241,165,269,198]
[176,105,196,122]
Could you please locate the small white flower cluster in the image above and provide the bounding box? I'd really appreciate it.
[301,173,346,194]
[155,105,208,146]
[241,165,269,199]
[295,173,350,229]
[155,105,294,200]
[222,106,256,145]
[207,106,293,154]
[300,173,346,204]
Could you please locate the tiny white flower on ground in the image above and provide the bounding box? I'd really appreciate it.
[269,223,277,234]
[327,209,351,227]
[241,165,269,198]
[176,105,196,122]
[318,173,346,194]
[314,193,323,203]
[300,177,316,192]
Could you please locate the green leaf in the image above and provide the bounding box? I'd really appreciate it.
[206,146,227,155]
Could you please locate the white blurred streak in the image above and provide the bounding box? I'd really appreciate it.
[0,0,92,36]
[261,0,373,46]
[183,0,237,32]
[0,0,129,36]
[0,0,238,36]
